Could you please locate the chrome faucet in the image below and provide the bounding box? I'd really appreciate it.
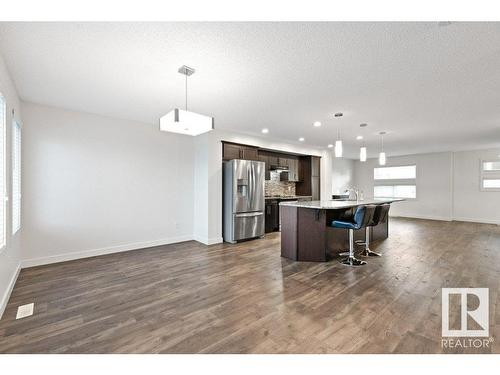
[347,187,359,201]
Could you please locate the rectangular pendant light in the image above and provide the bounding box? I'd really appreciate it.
[159,65,214,136]
[159,108,214,136]
[360,147,367,162]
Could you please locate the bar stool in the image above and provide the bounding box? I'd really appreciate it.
[331,205,376,266]
[358,203,390,257]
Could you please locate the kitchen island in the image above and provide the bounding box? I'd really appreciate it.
[279,199,403,262]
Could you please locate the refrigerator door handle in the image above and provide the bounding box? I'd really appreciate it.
[235,212,264,218]
[249,162,254,210]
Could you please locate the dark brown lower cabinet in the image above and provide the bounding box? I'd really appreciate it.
[265,200,279,233]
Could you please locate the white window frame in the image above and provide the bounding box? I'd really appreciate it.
[480,159,500,192]
[0,93,6,250]
[12,119,21,234]
[373,164,417,200]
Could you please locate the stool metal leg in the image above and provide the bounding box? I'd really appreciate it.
[341,229,366,266]
[361,227,381,257]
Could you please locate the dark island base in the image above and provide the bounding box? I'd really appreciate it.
[280,205,389,262]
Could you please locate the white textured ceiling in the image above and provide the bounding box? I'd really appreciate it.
[1,22,500,157]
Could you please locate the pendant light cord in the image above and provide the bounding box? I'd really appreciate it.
[185,73,188,111]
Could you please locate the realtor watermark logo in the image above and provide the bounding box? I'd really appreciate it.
[441,288,493,349]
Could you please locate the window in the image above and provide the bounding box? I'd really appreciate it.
[12,120,21,234]
[373,165,417,199]
[374,165,416,180]
[374,185,416,199]
[483,161,500,171]
[483,179,500,189]
[481,160,500,191]
[0,94,5,249]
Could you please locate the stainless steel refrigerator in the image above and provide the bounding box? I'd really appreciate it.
[223,159,265,243]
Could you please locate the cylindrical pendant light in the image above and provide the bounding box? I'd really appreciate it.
[378,131,387,166]
[359,123,368,162]
[335,140,343,157]
[379,151,386,165]
[334,112,343,158]
[360,147,367,162]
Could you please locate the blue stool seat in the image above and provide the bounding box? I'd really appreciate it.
[330,205,376,266]
[332,206,367,230]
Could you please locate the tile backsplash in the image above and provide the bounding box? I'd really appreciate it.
[265,171,296,197]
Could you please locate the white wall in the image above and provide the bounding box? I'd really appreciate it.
[352,149,500,224]
[331,157,354,196]
[21,102,195,267]
[354,152,454,221]
[453,149,500,224]
[17,100,335,265]
[0,54,22,319]
[193,133,209,243]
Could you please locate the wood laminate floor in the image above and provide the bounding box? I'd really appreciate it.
[1,218,500,353]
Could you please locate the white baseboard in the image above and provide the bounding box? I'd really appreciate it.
[392,214,499,225]
[0,262,21,320]
[193,235,223,245]
[21,235,194,268]
[452,217,500,225]
[391,214,453,222]
[207,237,223,245]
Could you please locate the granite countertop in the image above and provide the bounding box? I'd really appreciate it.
[279,198,404,209]
[265,195,312,200]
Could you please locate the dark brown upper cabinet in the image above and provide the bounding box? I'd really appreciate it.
[287,158,300,182]
[241,146,259,161]
[295,155,320,199]
[258,153,271,180]
[223,142,313,185]
[267,154,279,167]
[223,143,242,160]
[278,157,289,168]
[311,176,320,200]
[311,156,320,177]
[222,142,259,161]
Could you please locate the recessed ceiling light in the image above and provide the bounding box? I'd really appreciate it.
[299,137,305,142]
[261,128,269,134]
[356,135,363,140]
[327,144,333,148]
[313,121,321,127]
